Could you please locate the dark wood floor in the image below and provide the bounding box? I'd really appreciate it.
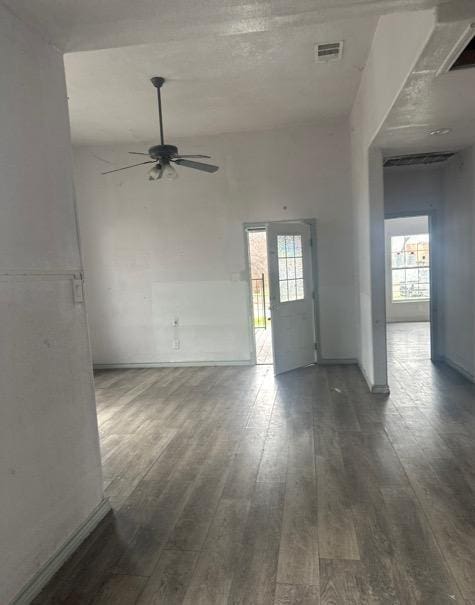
[34,322,475,604]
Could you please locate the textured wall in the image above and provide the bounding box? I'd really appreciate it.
[73,122,357,365]
[0,6,104,602]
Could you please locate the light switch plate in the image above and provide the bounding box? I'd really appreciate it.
[72,278,84,303]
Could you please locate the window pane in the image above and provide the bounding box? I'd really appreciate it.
[406,268,419,283]
[419,267,430,283]
[295,257,303,278]
[285,235,295,257]
[392,251,404,267]
[417,240,429,265]
[391,236,405,256]
[405,250,417,266]
[390,232,431,301]
[294,235,302,257]
[277,234,304,302]
[280,280,288,302]
[419,284,430,298]
[278,258,287,280]
[287,257,296,279]
[277,235,286,258]
[288,280,297,301]
[393,286,403,301]
[392,268,405,301]
[392,269,405,285]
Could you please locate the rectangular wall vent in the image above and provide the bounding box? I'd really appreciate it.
[437,24,475,75]
[450,34,475,70]
[384,152,455,168]
[315,41,343,63]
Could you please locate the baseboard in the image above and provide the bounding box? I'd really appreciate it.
[318,357,358,365]
[371,384,391,394]
[357,362,390,395]
[440,355,475,383]
[93,359,252,369]
[12,498,111,605]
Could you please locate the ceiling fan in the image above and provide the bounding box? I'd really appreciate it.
[102,77,219,180]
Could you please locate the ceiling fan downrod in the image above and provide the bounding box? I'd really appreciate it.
[151,76,165,146]
[101,75,219,176]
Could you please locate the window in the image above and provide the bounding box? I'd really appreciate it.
[277,234,304,302]
[391,234,430,302]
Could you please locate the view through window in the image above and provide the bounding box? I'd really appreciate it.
[278,235,304,302]
[391,233,430,302]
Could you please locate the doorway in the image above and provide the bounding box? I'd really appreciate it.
[247,229,273,365]
[384,214,435,376]
[245,220,317,374]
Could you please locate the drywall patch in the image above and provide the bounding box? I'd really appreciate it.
[152,280,250,362]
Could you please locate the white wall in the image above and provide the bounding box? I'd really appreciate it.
[384,165,446,356]
[384,166,443,216]
[73,122,357,365]
[0,5,104,603]
[384,215,430,323]
[350,9,436,390]
[441,148,475,379]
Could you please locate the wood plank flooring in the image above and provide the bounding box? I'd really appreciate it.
[34,322,475,604]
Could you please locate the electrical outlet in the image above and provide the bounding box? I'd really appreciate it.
[173,338,180,350]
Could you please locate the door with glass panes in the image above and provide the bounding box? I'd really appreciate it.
[266,221,316,375]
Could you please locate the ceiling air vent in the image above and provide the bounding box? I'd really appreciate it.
[315,41,343,63]
[437,24,475,74]
[383,152,455,168]
[450,34,475,70]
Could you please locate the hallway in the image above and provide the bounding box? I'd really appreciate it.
[34,335,475,603]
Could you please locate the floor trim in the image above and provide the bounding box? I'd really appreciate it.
[440,355,475,383]
[358,362,390,394]
[93,360,252,369]
[318,357,358,365]
[11,498,111,605]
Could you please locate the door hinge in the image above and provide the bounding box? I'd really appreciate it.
[312,290,316,300]
[314,342,318,350]
[309,238,313,247]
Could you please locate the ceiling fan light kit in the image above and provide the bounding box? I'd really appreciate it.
[102,77,219,179]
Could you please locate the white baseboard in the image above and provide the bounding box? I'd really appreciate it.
[371,383,391,394]
[440,355,475,383]
[93,359,252,370]
[318,357,358,365]
[317,358,390,393]
[12,498,111,605]
[358,362,390,395]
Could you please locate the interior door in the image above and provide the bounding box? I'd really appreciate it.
[266,221,316,375]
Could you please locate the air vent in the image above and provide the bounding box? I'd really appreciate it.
[383,152,455,168]
[437,24,475,74]
[315,41,343,63]
[450,34,475,70]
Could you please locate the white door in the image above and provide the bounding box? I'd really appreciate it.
[266,221,316,375]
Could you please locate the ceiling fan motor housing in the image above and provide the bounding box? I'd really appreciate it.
[148,144,178,159]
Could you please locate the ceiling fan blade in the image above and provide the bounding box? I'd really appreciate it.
[173,159,219,173]
[174,154,211,159]
[128,151,150,156]
[102,160,155,175]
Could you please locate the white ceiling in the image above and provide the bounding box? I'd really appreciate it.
[376,16,475,157]
[5,0,445,53]
[378,65,475,156]
[65,17,377,145]
[5,0,451,146]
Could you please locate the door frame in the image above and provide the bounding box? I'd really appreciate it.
[384,209,440,362]
[243,218,320,366]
